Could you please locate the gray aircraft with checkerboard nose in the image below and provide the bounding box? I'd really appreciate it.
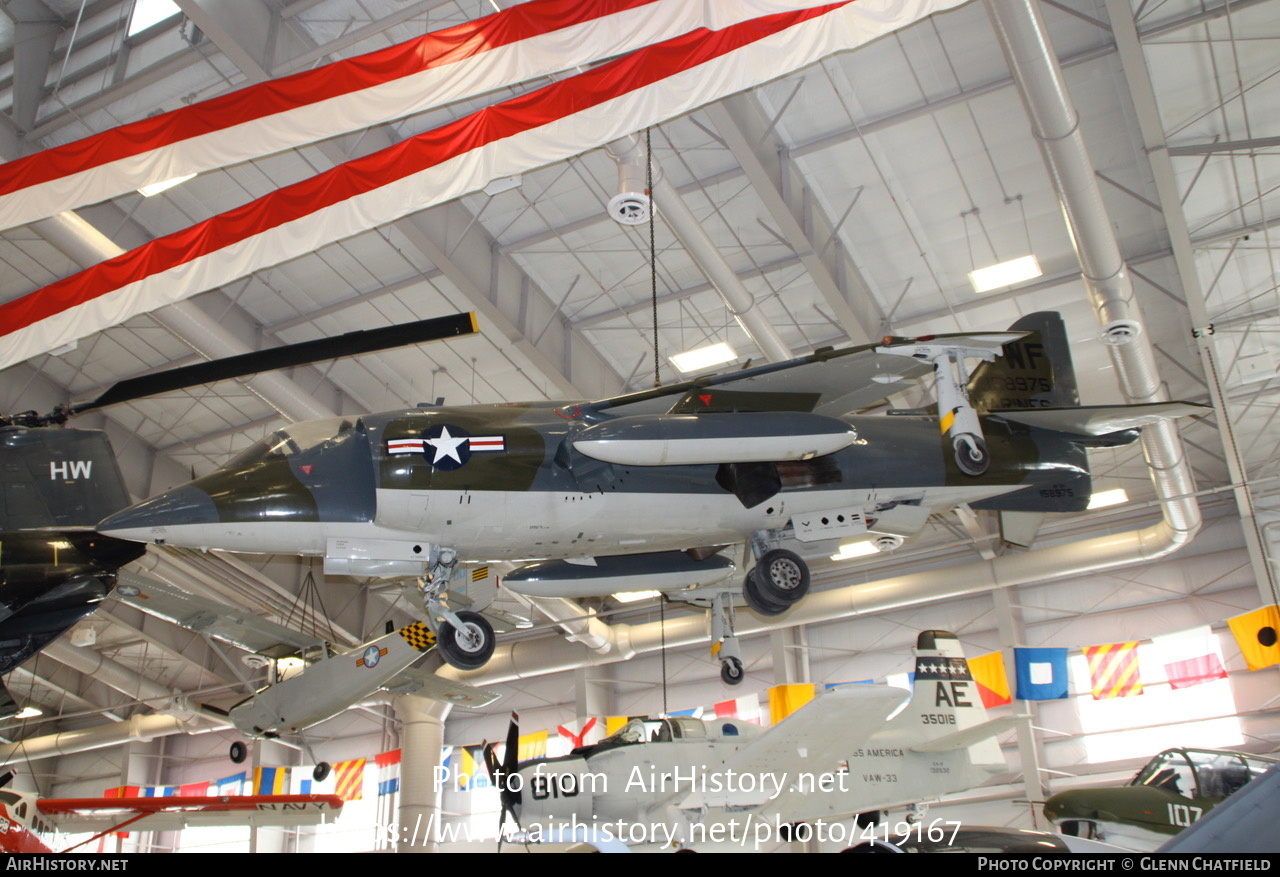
[99,312,1205,680]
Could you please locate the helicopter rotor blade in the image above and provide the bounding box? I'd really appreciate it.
[72,312,478,415]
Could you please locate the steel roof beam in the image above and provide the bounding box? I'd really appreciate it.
[705,96,880,345]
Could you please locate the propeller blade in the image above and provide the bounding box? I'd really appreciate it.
[481,740,500,782]
[73,312,478,414]
[502,710,520,779]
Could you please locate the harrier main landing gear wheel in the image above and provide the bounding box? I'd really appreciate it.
[720,656,745,685]
[229,741,247,764]
[755,549,810,606]
[437,610,496,670]
[742,568,789,616]
[953,432,990,477]
[313,762,331,783]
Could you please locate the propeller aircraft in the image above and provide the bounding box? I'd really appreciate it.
[0,313,479,717]
[472,630,1015,851]
[99,312,1207,681]
[1044,747,1280,851]
[110,571,501,780]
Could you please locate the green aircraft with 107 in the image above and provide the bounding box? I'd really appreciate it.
[1044,747,1279,851]
[99,312,1207,682]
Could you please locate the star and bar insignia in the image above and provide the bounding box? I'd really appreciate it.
[386,424,505,470]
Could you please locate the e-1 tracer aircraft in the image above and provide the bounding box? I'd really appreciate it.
[99,313,1207,680]
[1044,747,1280,851]
[110,571,500,779]
[472,630,1016,852]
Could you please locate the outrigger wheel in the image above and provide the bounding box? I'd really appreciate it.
[313,762,332,783]
[437,610,496,671]
[229,741,247,764]
[953,432,990,477]
[720,656,745,685]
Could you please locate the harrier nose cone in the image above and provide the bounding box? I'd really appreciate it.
[98,485,219,540]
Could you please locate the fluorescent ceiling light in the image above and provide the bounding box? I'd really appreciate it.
[128,0,181,36]
[1087,488,1128,509]
[612,590,662,603]
[669,342,737,374]
[14,707,42,719]
[138,173,197,197]
[831,541,880,561]
[968,255,1042,293]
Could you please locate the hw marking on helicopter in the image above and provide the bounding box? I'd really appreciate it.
[99,313,1209,680]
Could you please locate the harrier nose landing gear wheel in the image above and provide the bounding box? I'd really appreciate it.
[437,610,496,671]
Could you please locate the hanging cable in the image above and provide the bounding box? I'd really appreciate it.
[647,128,660,388]
[660,597,668,716]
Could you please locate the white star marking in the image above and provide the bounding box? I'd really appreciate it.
[425,426,468,465]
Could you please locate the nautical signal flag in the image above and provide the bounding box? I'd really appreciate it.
[968,651,1013,708]
[376,749,402,797]
[1014,647,1069,700]
[253,766,290,795]
[333,758,366,801]
[215,772,247,796]
[517,730,548,762]
[556,718,601,749]
[713,694,762,725]
[1152,626,1228,689]
[1082,642,1144,699]
[1228,604,1280,671]
[102,787,141,839]
[768,683,816,724]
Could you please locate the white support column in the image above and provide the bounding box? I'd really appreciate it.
[770,625,810,686]
[394,694,452,853]
[992,588,1048,826]
[574,666,610,730]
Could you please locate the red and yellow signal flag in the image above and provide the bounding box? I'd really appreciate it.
[967,651,1013,708]
[333,758,366,802]
[1082,641,1144,699]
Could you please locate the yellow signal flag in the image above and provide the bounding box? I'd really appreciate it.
[768,683,815,725]
[1228,604,1280,671]
[517,729,548,762]
[968,651,1013,707]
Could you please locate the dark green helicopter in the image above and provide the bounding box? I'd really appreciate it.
[99,312,1207,683]
[0,314,478,718]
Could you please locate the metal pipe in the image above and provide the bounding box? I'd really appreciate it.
[983,0,1200,551]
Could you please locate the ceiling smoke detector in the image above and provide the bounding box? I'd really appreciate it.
[608,192,652,226]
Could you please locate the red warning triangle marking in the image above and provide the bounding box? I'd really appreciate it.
[699,394,713,406]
